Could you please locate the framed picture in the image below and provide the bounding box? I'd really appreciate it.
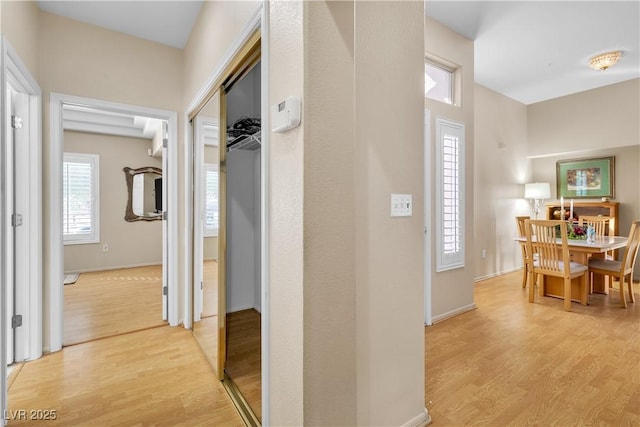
[556,156,614,199]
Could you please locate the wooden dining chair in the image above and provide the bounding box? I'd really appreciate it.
[524,219,589,311]
[588,220,640,309]
[580,215,615,259]
[516,216,538,290]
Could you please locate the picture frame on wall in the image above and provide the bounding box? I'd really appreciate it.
[556,156,615,199]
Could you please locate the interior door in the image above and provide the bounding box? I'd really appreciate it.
[4,86,16,366]
[11,89,30,362]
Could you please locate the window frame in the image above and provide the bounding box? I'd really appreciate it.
[63,152,100,245]
[425,60,454,105]
[203,163,219,237]
[435,118,465,272]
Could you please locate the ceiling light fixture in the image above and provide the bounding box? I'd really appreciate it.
[588,51,622,71]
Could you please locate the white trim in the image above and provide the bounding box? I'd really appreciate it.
[63,262,163,275]
[2,37,43,365]
[424,109,432,326]
[403,408,432,427]
[430,303,477,324]
[49,93,179,353]
[1,37,7,419]
[435,117,465,272]
[260,5,270,424]
[473,266,523,283]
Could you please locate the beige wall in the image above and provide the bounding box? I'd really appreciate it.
[182,0,261,107]
[354,2,425,424]
[473,84,531,280]
[63,131,162,272]
[268,1,426,424]
[425,17,476,320]
[302,2,355,424]
[268,1,305,423]
[1,0,39,80]
[528,79,640,157]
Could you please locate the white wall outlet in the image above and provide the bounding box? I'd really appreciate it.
[391,194,412,217]
[481,249,486,259]
[103,243,109,252]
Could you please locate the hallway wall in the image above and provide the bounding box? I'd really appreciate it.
[63,131,163,273]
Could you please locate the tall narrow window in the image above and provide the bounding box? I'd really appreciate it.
[204,163,219,237]
[435,118,465,271]
[63,153,100,244]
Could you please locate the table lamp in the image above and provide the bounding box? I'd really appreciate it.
[524,182,551,219]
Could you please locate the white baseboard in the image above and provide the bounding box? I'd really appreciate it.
[64,262,161,275]
[474,266,523,283]
[431,303,477,324]
[403,408,431,427]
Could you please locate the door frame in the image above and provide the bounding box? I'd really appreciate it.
[424,109,433,326]
[48,93,179,353]
[1,36,42,417]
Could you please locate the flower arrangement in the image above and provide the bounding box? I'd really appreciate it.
[555,222,588,240]
[567,223,588,240]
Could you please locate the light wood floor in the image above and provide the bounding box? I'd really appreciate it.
[10,270,638,425]
[426,271,640,426]
[64,265,167,346]
[8,326,244,426]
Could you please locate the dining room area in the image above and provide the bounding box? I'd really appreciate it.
[514,190,640,312]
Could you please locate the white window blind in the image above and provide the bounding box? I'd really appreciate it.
[63,153,99,244]
[204,164,219,237]
[436,118,465,271]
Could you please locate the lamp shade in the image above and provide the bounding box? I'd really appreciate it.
[524,182,550,199]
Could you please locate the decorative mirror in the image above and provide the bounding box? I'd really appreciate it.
[123,166,163,222]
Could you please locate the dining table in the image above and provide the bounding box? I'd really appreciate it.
[514,235,628,303]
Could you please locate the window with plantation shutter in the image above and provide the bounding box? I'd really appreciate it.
[435,118,465,271]
[204,163,219,237]
[63,153,100,244]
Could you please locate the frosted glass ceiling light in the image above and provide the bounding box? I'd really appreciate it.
[588,51,622,71]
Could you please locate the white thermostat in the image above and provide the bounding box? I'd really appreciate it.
[271,96,301,133]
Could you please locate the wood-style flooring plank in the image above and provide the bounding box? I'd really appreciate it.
[64,265,167,346]
[426,271,640,426]
[8,327,244,426]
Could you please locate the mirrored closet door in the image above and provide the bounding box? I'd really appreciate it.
[191,33,262,425]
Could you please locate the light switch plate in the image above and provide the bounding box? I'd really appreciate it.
[391,194,412,217]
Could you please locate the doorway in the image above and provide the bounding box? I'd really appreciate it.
[59,113,169,346]
[48,93,179,353]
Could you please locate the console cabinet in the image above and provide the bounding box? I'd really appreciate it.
[545,201,619,236]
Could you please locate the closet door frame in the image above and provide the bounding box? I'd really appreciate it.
[185,21,263,422]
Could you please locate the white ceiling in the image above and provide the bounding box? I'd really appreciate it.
[37,1,639,105]
[426,1,640,104]
[36,1,203,49]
